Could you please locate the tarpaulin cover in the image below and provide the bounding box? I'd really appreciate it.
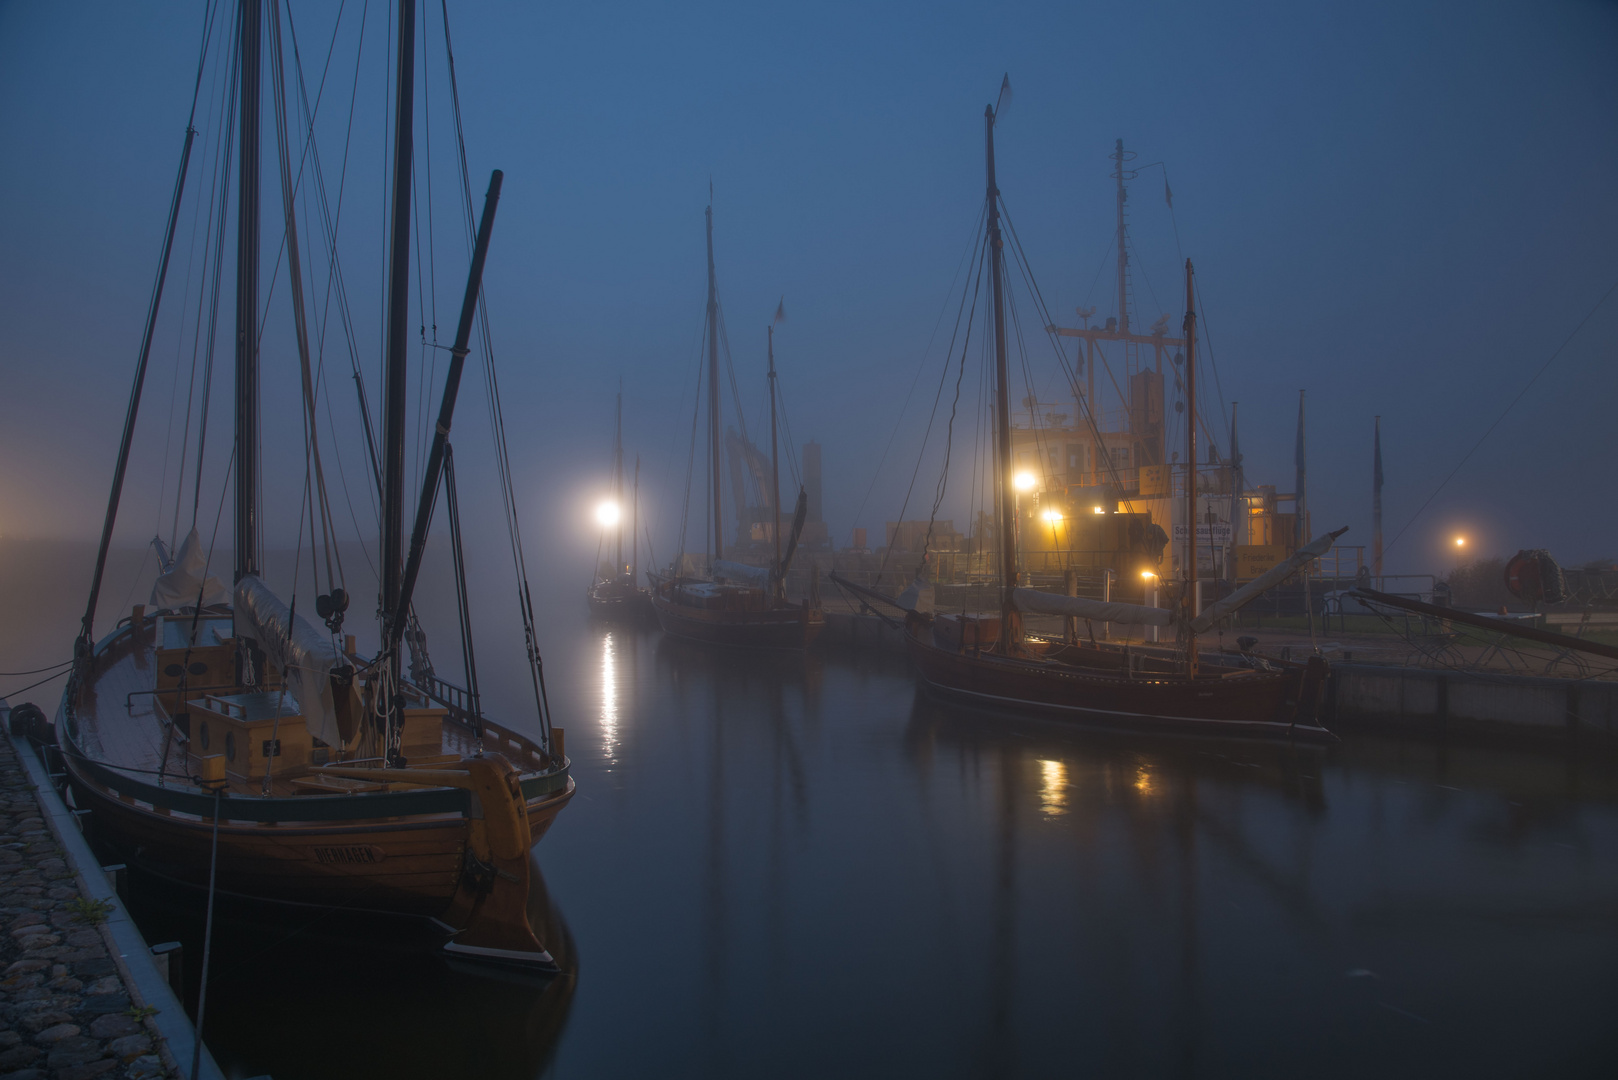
[712,559,772,588]
[149,528,229,611]
[896,578,935,613]
[1013,588,1172,625]
[233,575,343,747]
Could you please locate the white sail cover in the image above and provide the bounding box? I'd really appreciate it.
[1190,527,1346,634]
[149,527,229,610]
[896,578,935,614]
[712,559,772,588]
[233,575,342,747]
[1013,588,1172,626]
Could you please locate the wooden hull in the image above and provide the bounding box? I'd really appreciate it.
[650,588,824,649]
[904,615,1334,743]
[58,617,575,968]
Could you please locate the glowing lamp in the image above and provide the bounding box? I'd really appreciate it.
[1041,508,1063,524]
[1454,536,1466,548]
[595,500,621,527]
[1141,571,1156,580]
[1092,506,1105,515]
[1013,472,1036,492]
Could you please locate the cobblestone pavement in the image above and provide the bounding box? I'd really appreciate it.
[1,728,174,1080]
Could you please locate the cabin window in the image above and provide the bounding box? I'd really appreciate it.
[1067,444,1085,470]
[199,722,210,750]
[1111,447,1130,467]
[224,731,236,762]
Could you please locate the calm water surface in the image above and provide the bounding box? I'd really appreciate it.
[116,601,1618,1078]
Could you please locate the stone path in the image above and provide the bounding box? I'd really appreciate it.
[0,730,172,1080]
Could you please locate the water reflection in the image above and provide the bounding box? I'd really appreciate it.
[1037,758,1068,817]
[600,630,620,768]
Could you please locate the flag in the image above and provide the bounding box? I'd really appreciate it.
[1165,178,1173,209]
[1294,391,1307,548]
[995,73,1012,118]
[773,297,786,325]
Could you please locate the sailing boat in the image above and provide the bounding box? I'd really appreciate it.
[587,390,653,621]
[44,0,571,968]
[648,206,824,648]
[856,89,1339,741]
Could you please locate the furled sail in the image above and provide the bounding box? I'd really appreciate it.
[776,489,810,578]
[233,575,343,747]
[1013,588,1172,625]
[1190,526,1347,634]
[712,559,772,588]
[896,576,935,614]
[149,527,229,610]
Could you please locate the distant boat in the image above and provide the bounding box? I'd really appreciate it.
[848,86,1337,742]
[588,389,653,622]
[649,205,824,649]
[48,0,572,970]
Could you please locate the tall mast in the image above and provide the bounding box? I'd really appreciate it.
[986,101,1016,645]
[380,0,416,629]
[613,388,624,575]
[631,455,640,581]
[1183,259,1198,677]
[1112,138,1130,337]
[706,204,723,565]
[768,324,782,579]
[234,0,263,584]
[1372,416,1384,588]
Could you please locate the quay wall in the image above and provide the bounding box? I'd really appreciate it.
[1328,663,1618,745]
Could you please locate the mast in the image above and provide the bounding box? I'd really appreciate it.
[986,100,1017,645]
[1112,138,1130,337]
[380,0,415,632]
[614,387,624,575]
[706,204,723,565]
[631,455,640,582]
[234,0,263,584]
[768,324,782,581]
[1372,416,1384,588]
[1183,259,1198,677]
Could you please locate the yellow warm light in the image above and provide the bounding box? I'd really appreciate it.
[1141,571,1156,580]
[1038,759,1068,817]
[595,500,621,527]
[1092,505,1105,515]
[1041,508,1063,524]
[1454,536,1466,548]
[1013,472,1037,492]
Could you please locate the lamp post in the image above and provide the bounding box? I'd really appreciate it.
[1142,570,1159,643]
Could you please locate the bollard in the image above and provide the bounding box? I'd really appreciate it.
[551,727,566,763]
[150,941,184,999]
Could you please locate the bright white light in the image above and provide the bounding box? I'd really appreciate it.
[595,500,621,527]
[1041,508,1063,524]
[1454,536,1466,548]
[1092,506,1105,515]
[1014,472,1037,492]
[1141,571,1156,580]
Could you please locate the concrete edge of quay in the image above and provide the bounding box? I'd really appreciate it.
[2,700,225,1080]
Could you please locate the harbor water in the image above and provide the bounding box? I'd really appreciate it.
[147,592,1618,1078]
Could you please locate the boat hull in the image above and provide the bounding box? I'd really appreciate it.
[586,583,655,624]
[650,590,823,648]
[904,616,1333,743]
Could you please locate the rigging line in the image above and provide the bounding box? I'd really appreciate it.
[1000,198,1137,508]
[1189,287,1230,450]
[878,223,989,582]
[852,200,988,531]
[1386,277,1618,555]
[675,309,708,566]
[0,660,73,677]
[176,3,238,542]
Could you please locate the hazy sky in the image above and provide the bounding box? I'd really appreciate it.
[1,0,1615,589]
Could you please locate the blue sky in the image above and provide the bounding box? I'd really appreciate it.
[1,0,1615,582]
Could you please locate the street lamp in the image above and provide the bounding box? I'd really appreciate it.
[1141,571,1159,642]
[595,500,621,528]
[1014,472,1037,493]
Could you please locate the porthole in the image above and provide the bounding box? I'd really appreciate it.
[224,732,236,762]
[198,722,210,750]
[189,662,208,676]
[164,664,183,678]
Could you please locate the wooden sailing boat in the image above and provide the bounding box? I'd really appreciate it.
[863,89,1338,741]
[45,0,571,969]
[649,206,824,648]
[587,391,653,621]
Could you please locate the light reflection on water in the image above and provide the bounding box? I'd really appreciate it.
[535,613,1618,1079]
[599,630,619,768]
